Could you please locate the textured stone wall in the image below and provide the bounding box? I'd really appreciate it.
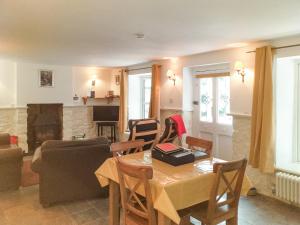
[0,108,27,151]
[232,115,275,197]
[63,106,97,140]
[0,108,16,134]
[0,106,111,153]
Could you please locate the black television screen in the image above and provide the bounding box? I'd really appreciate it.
[93,106,119,121]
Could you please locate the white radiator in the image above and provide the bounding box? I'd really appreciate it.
[276,172,300,204]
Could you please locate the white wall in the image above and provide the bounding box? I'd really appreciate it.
[0,61,119,108]
[0,60,16,107]
[182,67,193,111]
[16,63,74,106]
[128,44,261,114]
[72,66,119,99]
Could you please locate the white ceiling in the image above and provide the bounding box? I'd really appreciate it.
[1,0,300,67]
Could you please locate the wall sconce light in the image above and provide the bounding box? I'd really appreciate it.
[90,76,96,98]
[91,74,97,86]
[167,69,176,86]
[115,75,120,85]
[234,61,246,82]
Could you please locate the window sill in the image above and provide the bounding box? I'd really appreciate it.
[276,162,300,176]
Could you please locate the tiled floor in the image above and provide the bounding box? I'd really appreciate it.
[0,185,299,225]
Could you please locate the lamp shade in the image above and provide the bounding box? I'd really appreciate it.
[234,61,244,71]
[167,69,174,78]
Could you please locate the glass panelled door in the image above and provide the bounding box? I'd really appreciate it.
[193,75,233,160]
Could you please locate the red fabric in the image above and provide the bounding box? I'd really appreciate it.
[170,114,187,138]
[10,135,18,145]
[155,143,179,153]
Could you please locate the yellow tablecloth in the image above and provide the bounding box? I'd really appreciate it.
[95,152,252,224]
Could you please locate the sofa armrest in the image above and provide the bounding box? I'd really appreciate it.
[0,133,10,145]
[0,147,23,163]
[31,146,42,173]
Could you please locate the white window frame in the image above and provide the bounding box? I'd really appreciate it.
[199,76,232,125]
[127,73,151,121]
[275,57,300,174]
[141,76,151,119]
[295,63,300,162]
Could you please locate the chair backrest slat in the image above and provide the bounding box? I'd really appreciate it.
[186,136,213,156]
[207,159,247,221]
[128,119,160,151]
[110,140,144,157]
[115,156,157,225]
[159,118,178,144]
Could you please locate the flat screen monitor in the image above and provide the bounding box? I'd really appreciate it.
[93,106,119,122]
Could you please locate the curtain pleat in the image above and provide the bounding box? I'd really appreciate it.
[249,46,274,173]
[148,64,161,119]
[119,69,128,133]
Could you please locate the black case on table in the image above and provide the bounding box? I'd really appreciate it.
[152,148,195,166]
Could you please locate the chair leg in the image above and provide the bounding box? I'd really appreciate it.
[226,217,237,225]
[179,215,192,225]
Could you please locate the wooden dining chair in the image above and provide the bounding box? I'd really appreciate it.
[190,159,247,225]
[186,136,213,156]
[159,118,178,144]
[110,140,144,157]
[128,119,160,151]
[115,157,157,225]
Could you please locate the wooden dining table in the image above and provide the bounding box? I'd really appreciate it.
[95,151,252,225]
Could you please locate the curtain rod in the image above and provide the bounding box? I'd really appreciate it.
[246,44,300,53]
[125,66,152,72]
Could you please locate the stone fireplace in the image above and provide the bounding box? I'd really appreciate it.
[27,104,63,154]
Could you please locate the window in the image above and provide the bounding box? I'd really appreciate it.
[217,76,231,124]
[128,73,151,120]
[142,78,151,119]
[199,78,213,122]
[199,76,232,125]
[276,57,300,173]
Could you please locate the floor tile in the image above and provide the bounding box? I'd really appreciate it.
[0,185,299,225]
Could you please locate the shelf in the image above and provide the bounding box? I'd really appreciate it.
[84,95,120,104]
[92,96,120,100]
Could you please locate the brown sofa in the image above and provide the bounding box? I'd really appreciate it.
[31,137,111,207]
[0,133,23,191]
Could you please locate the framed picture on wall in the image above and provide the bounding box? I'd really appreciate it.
[39,70,54,87]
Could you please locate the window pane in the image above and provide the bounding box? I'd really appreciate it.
[144,103,149,118]
[144,88,151,104]
[144,78,152,88]
[217,77,232,125]
[199,78,213,122]
[128,76,140,120]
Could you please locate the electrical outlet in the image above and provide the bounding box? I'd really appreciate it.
[169,98,173,104]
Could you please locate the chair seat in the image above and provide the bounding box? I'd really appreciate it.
[190,201,236,224]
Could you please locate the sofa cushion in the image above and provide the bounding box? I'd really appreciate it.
[0,147,23,163]
[31,137,109,173]
[0,133,10,145]
[42,137,108,150]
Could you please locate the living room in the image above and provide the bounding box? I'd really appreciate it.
[1,1,300,225]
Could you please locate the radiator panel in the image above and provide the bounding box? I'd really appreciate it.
[276,172,300,204]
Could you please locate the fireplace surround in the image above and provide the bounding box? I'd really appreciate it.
[27,104,63,155]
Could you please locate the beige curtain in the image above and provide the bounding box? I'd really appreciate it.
[249,46,274,173]
[118,69,128,134]
[148,64,161,119]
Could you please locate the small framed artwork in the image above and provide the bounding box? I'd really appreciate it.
[39,70,54,87]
